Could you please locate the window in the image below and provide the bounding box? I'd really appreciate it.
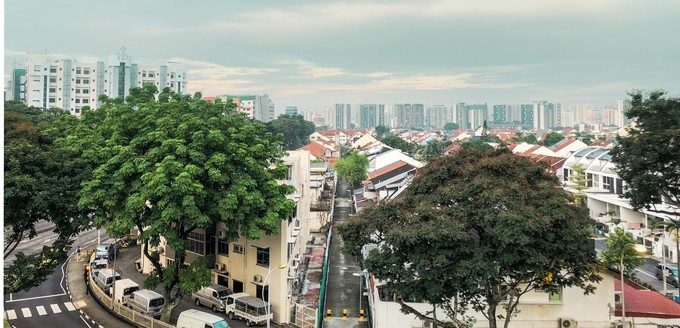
[591,174,599,188]
[218,240,229,255]
[256,285,269,301]
[75,99,80,104]
[603,176,614,193]
[49,77,56,83]
[49,98,55,103]
[256,247,269,267]
[233,244,244,254]
[76,89,81,94]
[83,89,89,94]
[586,173,593,187]
[142,71,147,77]
[76,68,81,74]
[33,65,40,72]
[563,168,569,181]
[83,79,89,84]
[83,99,89,104]
[50,67,57,73]
[76,79,81,84]
[188,231,206,254]
[148,72,155,78]
[49,88,56,93]
[83,69,90,74]
[285,165,293,180]
[538,286,562,301]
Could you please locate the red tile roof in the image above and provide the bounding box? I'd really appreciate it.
[368,161,409,180]
[614,278,680,318]
[302,142,326,159]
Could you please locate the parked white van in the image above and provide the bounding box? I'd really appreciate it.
[176,309,229,328]
[192,284,232,312]
[113,279,140,305]
[94,269,121,295]
[128,289,164,319]
[225,292,271,327]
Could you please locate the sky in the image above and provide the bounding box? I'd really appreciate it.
[4,0,680,115]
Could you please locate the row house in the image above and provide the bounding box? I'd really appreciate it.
[560,146,679,264]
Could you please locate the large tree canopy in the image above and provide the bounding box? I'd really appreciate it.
[334,151,368,188]
[68,86,295,321]
[4,102,91,293]
[381,135,418,155]
[266,114,316,150]
[338,148,601,328]
[611,90,680,217]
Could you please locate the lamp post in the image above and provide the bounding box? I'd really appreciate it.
[263,264,287,328]
[620,243,646,328]
[352,270,368,314]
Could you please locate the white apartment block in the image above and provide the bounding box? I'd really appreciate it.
[21,49,186,115]
[140,150,313,325]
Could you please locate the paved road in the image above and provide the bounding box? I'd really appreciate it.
[594,239,679,297]
[107,244,253,327]
[4,226,106,328]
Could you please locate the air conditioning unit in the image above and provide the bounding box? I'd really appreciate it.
[254,274,263,283]
[158,247,165,254]
[614,291,622,305]
[559,318,577,328]
[217,230,226,239]
[610,321,631,328]
[214,263,226,272]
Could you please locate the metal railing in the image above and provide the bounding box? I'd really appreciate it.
[87,253,174,328]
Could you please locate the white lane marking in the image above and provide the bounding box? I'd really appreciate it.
[36,306,47,316]
[51,303,62,313]
[5,293,66,303]
[80,315,93,328]
[21,307,32,318]
[6,309,17,320]
[64,302,76,311]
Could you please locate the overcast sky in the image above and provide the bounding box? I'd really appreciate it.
[4,0,680,114]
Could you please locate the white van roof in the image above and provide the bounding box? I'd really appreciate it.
[228,292,250,299]
[178,309,224,323]
[97,269,121,278]
[114,278,139,288]
[133,289,163,299]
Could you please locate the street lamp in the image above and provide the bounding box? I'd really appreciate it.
[263,264,287,328]
[620,243,646,328]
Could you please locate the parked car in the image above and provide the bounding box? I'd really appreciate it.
[94,269,122,295]
[128,289,164,319]
[177,309,229,328]
[192,284,232,312]
[90,259,109,277]
[225,292,271,327]
[655,264,679,287]
[95,243,119,260]
[113,279,140,305]
[120,236,138,248]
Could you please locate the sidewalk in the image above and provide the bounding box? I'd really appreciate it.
[66,245,133,328]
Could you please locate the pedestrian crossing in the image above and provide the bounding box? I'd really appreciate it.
[5,301,77,321]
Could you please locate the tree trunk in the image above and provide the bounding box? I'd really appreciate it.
[487,306,497,328]
[160,291,180,323]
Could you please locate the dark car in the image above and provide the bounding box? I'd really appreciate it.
[95,243,120,260]
[120,236,138,248]
[655,264,679,287]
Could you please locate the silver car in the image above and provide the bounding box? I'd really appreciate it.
[192,284,232,312]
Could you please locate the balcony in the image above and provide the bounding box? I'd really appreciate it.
[310,200,331,212]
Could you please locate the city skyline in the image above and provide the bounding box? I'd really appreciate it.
[5,0,680,113]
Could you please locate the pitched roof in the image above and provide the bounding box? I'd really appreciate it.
[302,141,326,159]
[368,161,410,180]
[614,277,680,318]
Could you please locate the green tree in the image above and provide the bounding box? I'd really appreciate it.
[568,163,589,207]
[69,87,294,321]
[4,103,91,292]
[542,132,565,147]
[443,122,460,131]
[334,151,369,188]
[460,140,493,151]
[266,114,316,150]
[600,228,645,277]
[381,135,418,155]
[338,148,601,328]
[610,90,680,294]
[375,125,388,138]
[420,139,453,161]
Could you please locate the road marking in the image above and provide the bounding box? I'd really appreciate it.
[5,292,66,303]
[51,303,62,313]
[36,306,47,316]
[64,302,76,311]
[6,310,17,320]
[21,307,32,318]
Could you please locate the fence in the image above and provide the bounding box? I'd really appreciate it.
[289,301,317,328]
[87,253,174,328]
